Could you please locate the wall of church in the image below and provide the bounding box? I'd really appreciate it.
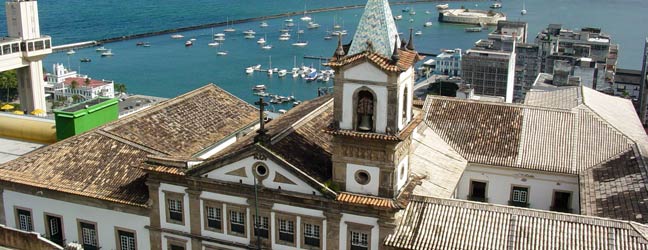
[341,83,388,133]
[456,164,580,213]
[159,183,191,233]
[397,73,413,131]
[339,213,380,250]
[344,62,389,83]
[396,156,409,192]
[345,163,380,195]
[2,190,150,250]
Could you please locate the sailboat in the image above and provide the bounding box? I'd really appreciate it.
[300,2,312,21]
[208,28,220,46]
[217,41,228,56]
[267,56,273,75]
[521,0,527,15]
[292,31,308,47]
[224,17,236,32]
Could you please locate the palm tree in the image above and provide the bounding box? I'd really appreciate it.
[115,83,127,95]
[84,78,91,87]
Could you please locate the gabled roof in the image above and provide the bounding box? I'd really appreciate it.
[327,49,423,73]
[385,196,648,250]
[0,84,259,207]
[348,0,400,58]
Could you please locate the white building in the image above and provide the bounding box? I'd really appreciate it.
[46,63,115,100]
[432,48,462,76]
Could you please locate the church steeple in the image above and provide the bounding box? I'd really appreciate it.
[348,0,400,58]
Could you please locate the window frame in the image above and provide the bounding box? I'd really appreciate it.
[550,190,573,213]
[114,226,137,250]
[301,216,324,249]
[164,191,185,225]
[346,222,373,250]
[165,236,187,250]
[77,219,99,250]
[14,206,33,232]
[202,199,223,233]
[44,212,65,246]
[253,213,270,239]
[227,205,247,238]
[275,214,297,247]
[509,185,530,207]
[468,180,488,202]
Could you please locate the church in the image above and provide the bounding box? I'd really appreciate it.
[2,0,648,249]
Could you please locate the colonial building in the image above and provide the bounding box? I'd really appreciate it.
[46,63,115,101]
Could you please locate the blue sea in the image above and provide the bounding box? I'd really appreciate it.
[0,0,647,108]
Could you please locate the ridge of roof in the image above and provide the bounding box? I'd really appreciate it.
[271,98,334,143]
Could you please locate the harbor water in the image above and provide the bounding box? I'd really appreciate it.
[0,0,647,108]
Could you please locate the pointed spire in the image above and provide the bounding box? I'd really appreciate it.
[401,38,407,49]
[406,28,415,51]
[347,0,400,58]
[334,35,346,60]
[391,35,400,64]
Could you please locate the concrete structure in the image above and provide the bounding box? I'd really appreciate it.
[514,43,541,98]
[614,68,643,102]
[1,0,52,114]
[432,49,461,76]
[437,9,506,25]
[639,38,648,125]
[46,64,115,101]
[53,97,119,140]
[461,48,516,102]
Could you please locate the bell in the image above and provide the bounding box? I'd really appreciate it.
[358,115,372,131]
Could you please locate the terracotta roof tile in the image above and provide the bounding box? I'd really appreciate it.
[327,49,423,73]
[336,192,400,209]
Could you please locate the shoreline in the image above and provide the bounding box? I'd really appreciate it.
[52,0,481,52]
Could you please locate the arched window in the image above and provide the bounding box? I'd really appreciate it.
[402,86,409,125]
[356,90,374,132]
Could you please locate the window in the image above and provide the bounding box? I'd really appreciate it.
[304,223,321,248]
[402,86,408,125]
[229,210,246,235]
[15,208,33,231]
[205,205,222,230]
[2,45,9,55]
[551,191,572,213]
[254,215,269,238]
[117,229,136,250]
[350,231,369,250]
[468,181,487,202]
[27,42,33,51]
[166,237,187,250]
[354,170,370,185]
[45,39,51,49]
[169,245,185,250]
[509,186,529,207]
[46,214,64,246]
[278,218,295,243]
[165,192,184,224]
[11,43,19,53]
[79,221,98,250]
[355,90,374,132]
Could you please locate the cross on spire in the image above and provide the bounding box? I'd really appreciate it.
[254,97,270,144]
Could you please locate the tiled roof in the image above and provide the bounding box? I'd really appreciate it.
[327,49,423,73]
[336,192,399,209]
[325,129,400,141]
[64,77,112,88]
[580,148,648,223]
[384,196,648,250]
[0,131,151,207]
[524,86,581,109]
[102,84,258,156]
[347,0,400,58]
[423,96,635,174]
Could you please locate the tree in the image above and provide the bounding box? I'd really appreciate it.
[84,78,91,87]
[70,80,79,91]
[0,70,17,102]
[115,83,127,95]
[71,94,82,103]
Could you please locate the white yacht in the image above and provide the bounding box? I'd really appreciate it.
[521,0,527,15]
[415,30,423,36]
[243,29,256,35]
[208,41,220,47]
[245,67,255,74]
[436,4,449,10]
[307,22,320,29]
[261,44,272,50]
[260,21,269,28]
[171,34,184,39]
[490,2,502,8]
[394,15,403,20]
[66,49,76,55]
[244,34,255,39]
[217,51,228,56]
[101,49,114,57]
[95,46,108,52]
[257,37,267,44]
[292,41,308,47]
[278,69,287,77]
[424,21,433,27]
[300,16,312,21]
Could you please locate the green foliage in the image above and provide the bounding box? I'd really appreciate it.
[0,70,18,102]
[70,80,79,90]
[84,77,91,86]
[71,94,82,103]
[322,179,340,193]
[114,83,127,94]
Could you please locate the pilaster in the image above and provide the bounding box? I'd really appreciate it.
[325,210,342,250]
[146,180,162,250]
[0,187,5,225]
[187,188,202,250]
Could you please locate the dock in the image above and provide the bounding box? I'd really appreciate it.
[52,41,98,52]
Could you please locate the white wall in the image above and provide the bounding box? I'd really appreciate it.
[344,62,388,83]
[345,163,380,195]
[339,213,379,250]
[341,83,388,133]
[3,190,150,250]
[396,156,409,192]
[270,203,327,250]
[456,164,580,212]
[159,183,190,233]
[199,191,250,245]
[161,233,192,250]
[397,70,413,130]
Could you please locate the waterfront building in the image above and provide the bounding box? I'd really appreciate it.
[2,0,648,249]
[432,48,461,76]
[514,43,541,98]
[46,63,115,102]
[0,0,52,114]
[461,46,516,103]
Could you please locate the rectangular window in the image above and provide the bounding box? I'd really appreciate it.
[469,181,487,202]
[165,193,184,224]
[551,191,572,213]
[170,244,185,250]
[34,40,44,50]
[16,208,33,231]
[117,230,136,250]
[230,210,245,235]
[2,45,9,55]
[27,42,33,51]
[509,186,529,207]
[45,39,51,49]
[350,231,369,250]
[278,218,295,243]
[11,43,19,53]
[206,206,222,230]
[80,222,98,250]
[254,215,269,239]
[304,223,320,247]
[46,214,64,246]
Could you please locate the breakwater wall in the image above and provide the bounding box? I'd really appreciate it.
[54,0,482,51]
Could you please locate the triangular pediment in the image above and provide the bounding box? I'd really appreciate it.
[188,146,331,196]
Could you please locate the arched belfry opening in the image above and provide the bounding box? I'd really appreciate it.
[402,86,409,125]
[356,90,375,132]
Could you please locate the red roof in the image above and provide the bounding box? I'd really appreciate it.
[63,77,111,88]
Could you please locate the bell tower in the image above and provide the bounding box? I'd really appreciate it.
[327,0,422,198]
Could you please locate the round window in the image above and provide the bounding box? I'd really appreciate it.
[354,170,371,185]
[255,164,268,176]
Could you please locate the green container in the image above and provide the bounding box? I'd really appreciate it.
[53,97,118,140]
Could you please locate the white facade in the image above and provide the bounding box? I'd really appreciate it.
[345,163,380,195]
[397,68,413,131]
[339,213,380,250]
[433,49,462,77]
[341,83,388,133]
[47,64,115,101]
[3,190,150,250]
[456,164,580,212]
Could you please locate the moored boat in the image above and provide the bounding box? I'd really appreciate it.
[171,34,184,39]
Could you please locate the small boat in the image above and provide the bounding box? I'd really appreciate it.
[292,71,299,78]
[415,30,423,36]
[252,85,266,91]
[95,46,108,52]
[267,68,273,75]
[260,22,269,28]
[190,38,197,41]
[410,10,416,15]
[297,29,305,34]
[307,22,320,29]
[300,16,312,21]
[292,40,308,47]
[244,34,255,39]
[394,15,403,20]
[402,7,410,12]
[324,35,333,40]
[208,41,220,47]
[214,33,225,37]
[286,22,295,27]
[254,91,270,97]
[279,33,291,41]
[101,49,114,57]
[214,36,226,41]
[245,67,255,74]
[257,37,266,44]
[425,10,432,14]
[185,40,193,47]
[66,49,76,55]
[436,4,449,10]
[304,70,318,81]
[292,101,301,107]
[278,109,287,114]
[243,29,256,35]
[171,34,184,39]
[424,21,433,27]
[136,41,145,46]
[465,27,483,32]
[331,30,347,36]
[261,44,272,50]
[80,58,91,63]
[217,51,228,56]
[521,0,527,15]
[278,69,287,77]
[143,43,151,47]
[490,2,502,8]
[285,18,293,22]
[224,17,236,32]
[409,18,414,23]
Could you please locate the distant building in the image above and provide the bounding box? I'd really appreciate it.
[614,68,642,102]
[433,48,462,76]
[46,64,115,102]
[514,43,541,98]
[461,47,516,102]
